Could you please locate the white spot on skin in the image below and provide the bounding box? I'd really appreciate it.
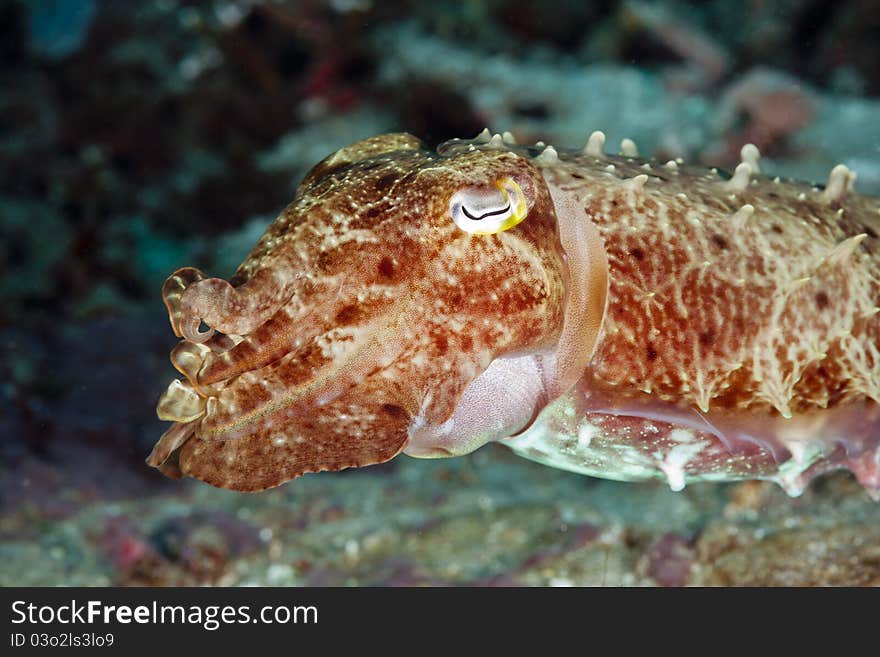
[536,145,559,165]
[783,439,809,464]
[578,422,598,447]
[775,462,809,497]
[826,234,867,266]
[584,130,606,157]
[624,174,649,192]
[726,162,752,193]
[620,138,638,157]
[740,143,761,173]
[669,429,696,443]
[822,164,857,203]
[731,203,755,230]
[656,430,706,491]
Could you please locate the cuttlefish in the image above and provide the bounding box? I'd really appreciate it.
[148,130,880,497]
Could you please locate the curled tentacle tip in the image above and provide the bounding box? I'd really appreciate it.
[182,317,215,343]
[162,267,206,337]
[145,448,164,468]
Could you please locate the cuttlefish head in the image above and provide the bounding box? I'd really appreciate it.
[148,133,608,490]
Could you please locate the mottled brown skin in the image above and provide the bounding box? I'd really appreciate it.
[495,140,880,495]
[568,160,880,417]
[149,130,880,495]
[150,134,567,490]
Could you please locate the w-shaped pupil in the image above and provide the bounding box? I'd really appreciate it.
[461,202,511,221]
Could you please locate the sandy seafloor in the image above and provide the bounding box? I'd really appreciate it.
[2,0,880,586]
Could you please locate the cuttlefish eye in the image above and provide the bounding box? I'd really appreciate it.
[449,178,528,235]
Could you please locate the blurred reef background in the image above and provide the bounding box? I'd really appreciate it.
[2,0,880,586]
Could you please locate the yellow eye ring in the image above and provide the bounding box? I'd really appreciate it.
[450,178,528,235]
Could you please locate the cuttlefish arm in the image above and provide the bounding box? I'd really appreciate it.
[162,266,299,343]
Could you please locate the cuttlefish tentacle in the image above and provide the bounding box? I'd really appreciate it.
[147,419,198,470]
[169,332,242,395]
[165,266,300,344]
[162,267,205,339]
[186,303,320,387]
[185,267,414,389]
